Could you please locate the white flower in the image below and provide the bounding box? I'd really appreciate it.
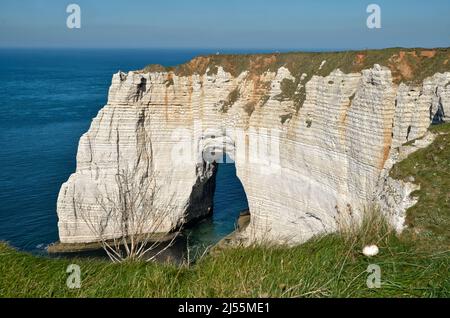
[362,245,379,257]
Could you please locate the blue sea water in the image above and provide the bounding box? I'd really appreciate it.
[0,49,248,253]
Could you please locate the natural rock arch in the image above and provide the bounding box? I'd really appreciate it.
[184,129,250,227]
[57,61,450,245]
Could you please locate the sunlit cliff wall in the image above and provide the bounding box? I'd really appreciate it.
[57,49,450,244]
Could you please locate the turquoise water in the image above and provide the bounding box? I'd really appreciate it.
[0,49,247,253]
[186,162,249,253]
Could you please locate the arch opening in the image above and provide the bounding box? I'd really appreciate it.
[184,133,249,255]
[185,158,249,253]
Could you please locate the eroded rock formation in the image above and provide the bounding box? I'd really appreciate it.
[57,49,450,244]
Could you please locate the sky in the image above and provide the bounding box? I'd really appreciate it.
[0,0,449,50]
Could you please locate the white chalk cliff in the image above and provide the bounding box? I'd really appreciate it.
[57,50,450,244]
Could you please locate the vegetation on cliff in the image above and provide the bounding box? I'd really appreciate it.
[143,48,450,112]
[143,48,450,83]
[390,122,450,247]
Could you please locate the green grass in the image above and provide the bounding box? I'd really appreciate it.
[0,230,448,297]
[390,122,450,246]
[1,124,449,298]
[1,203,449,297]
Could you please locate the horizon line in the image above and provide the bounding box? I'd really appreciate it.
[1,45,449,53]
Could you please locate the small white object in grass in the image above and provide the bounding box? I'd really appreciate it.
[363,245,379,257]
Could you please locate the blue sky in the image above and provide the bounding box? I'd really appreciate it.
[0,0,449,49]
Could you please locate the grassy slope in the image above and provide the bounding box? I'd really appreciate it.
[0,231,448,297]
[390,123,450,247]
[1,121,450,299]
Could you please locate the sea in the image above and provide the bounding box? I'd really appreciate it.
[0,48,251,256]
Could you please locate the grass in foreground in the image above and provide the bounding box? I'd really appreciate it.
[0,231,448,297]
[1,125,449,298]
[1,202,448,298]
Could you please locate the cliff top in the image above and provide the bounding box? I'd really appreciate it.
[143,47,450,84]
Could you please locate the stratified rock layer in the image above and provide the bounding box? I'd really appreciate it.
[57,51,450,244]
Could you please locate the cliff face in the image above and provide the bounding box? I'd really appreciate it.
[57,49,450,244]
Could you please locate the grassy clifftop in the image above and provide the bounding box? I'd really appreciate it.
[143,48,450,113]
[144,48,450,84]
